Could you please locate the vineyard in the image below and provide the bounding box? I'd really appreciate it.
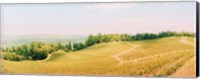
[1,37,195,77]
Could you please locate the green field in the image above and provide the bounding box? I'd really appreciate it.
[1,37,195,77]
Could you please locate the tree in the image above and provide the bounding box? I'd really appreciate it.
[32,52,47,60]
[2,52,25,61]
[85,34,95,46]
[73,43,85,50]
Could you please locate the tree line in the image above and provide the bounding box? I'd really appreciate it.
[1,31,194,61]
[2,41,85,61]
[85,31,194,46]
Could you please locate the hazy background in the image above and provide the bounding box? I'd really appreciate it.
[1,2,196,36]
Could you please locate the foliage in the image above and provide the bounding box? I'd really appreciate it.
[2,52,26,61]
[1,31,194,61]
[85,31,194,46]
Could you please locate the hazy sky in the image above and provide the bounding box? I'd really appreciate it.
[1,2,196,35]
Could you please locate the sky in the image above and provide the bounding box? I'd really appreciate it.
[1,2,196,36]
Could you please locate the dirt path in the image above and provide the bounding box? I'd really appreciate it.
[170,37,196,77]
[180,37,194,46]
[112,44,140,65]
[171,57,196,77]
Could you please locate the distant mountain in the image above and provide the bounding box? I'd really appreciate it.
[1,35,87,47]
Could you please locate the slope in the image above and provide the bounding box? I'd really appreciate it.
[1,37,195,77]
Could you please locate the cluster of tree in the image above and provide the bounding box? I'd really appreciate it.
[2,52,26,61]
[1,31,194,61]
[85,34,132,46]
[2,42,82,61]
[85,31,194,46]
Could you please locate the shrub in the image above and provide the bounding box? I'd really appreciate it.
[31,52,48,60]
[2,52,25,61]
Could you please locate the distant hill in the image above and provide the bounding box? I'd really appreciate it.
[1,35,87,47]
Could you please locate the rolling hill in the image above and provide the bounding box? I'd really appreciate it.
[1,37,196,77]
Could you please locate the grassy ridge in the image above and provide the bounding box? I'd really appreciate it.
[1,37,195,77]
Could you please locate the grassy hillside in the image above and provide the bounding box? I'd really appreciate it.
[1,37,195,77]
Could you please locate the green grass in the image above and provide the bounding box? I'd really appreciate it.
[1,37,195,77]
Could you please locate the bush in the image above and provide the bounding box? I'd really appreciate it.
[31,52,48,60]
[2,52,25,61]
